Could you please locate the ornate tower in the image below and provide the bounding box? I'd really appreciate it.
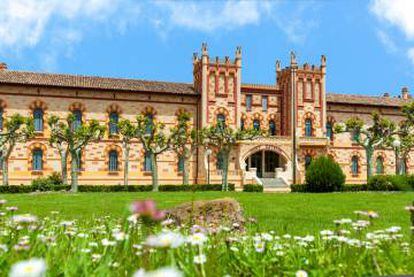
[193,43,242,128]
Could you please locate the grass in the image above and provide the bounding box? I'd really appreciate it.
[1,191,413,234]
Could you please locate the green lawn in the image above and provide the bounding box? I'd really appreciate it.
[1,191,413,234]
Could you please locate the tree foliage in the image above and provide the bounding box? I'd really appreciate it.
[305,156,345,192]
[335,112,395,180]
[48,115,105,192]
[0,114,34,185]
[203,122,261,191]
[135,114,170,192]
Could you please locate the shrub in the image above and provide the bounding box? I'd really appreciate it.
[290,184,306,192]
[341,184,368,192]
[158,184,235,192]
[367,175,412,191]
[304,156,345,192]
[243,184,263,192]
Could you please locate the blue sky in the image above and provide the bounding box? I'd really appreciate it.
[1,0,414,96]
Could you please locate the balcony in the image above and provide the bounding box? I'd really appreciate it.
[298,137,329,147]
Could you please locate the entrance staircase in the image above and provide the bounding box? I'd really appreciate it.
[260,178,290,193]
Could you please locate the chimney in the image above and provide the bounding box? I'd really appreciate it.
[0,63,7,70]
[401,86,410,100]
[383,92,390,98]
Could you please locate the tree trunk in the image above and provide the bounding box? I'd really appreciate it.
[2,158,8,186]
[182,155,190,185]
[221,150,230,191]
[365,148,373,181]
[151,153,159,192]
[70,150,78,192]
[395,150,400,175]
[60,150,68,185]
[123,144,130,186]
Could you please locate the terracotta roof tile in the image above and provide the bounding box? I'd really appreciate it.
[327,93,411,107]
[0,70,196,95]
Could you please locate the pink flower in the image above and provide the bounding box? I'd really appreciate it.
[130,200,165,221]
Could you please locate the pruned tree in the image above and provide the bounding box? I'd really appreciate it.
[48,114,105,192]
[48,115,69,185]
[169,112,199,185]
[135,114,170,192]
[387,120,414,175]
[118,119,136,186]
[335,112,395,180]
[0,114,34,185]
[203,122,261,191]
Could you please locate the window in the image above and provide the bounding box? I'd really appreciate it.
[240,118,245,131]
[376,156,384,174]
[217,114,226,129]
[326,122,333,140]
[144,151,152,171]
[108,150,118,172]
[109,112,119,135]
[253,119,260,131]
[352,131,360,142]
[351,156,359,175]
[305,119,312,137]
[178,156,184,172]
[0,151,3,169]
[145,114,154,134]
[72,110,82,131]
[269,120,276,136]
[305,155,312,170]
[0,109,4,130]
[33,108,44,132]
[305,80,312,99]
[32,149,43,171]
[246,95,252,111]
[216,151,224,170]
[262,96,268,112]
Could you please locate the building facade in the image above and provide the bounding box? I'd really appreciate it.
[0,44,412,188]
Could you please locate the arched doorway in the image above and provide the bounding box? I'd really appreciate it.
[244,150,286,178]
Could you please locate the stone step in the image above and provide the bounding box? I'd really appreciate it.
[263,187,291,193]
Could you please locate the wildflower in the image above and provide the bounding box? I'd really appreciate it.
[254,240,265,253]
[91,254,102,262]
[194,254,206,264]
[101,238,116,247]
[295,270,308,277]
[127,214,139,224]
[12,214,37,224]
[386,226,401,233]
[188,232,208,246]
[282,234,291,239]
[367,211,379,219]
[133,267,183,277]
[60,221,75,227]
[320,230,334,236]
[261,233,273,241]
[161,218,175,226]
[334,218,352,225]
[130,200,165,221]
[405,205,414,212]
[88,242,98,248]
[112,231,128,241]
[145,231,185,248]
[230,246,239,252]
[276,251,284,256]
[0,199,7,205]
[9,258,46,277]
[80,248,91,253]
[6,206,18,212]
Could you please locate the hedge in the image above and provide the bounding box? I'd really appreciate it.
[291,183,369,192]
[243,184,263,192]
[0,184,235,194]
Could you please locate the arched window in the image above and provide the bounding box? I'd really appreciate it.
[144,151,152,171]
[326,122,333,140]
[109,112,119,135]
[376,156,384,174]
[72,110,82,131]
[0,108,4,130]
[240,118,245,131]
[305,119,312,137]
[178,156,184,172]
[269,120,276,136]
[401,158,407,175]
[32,149,43,171]
[33,108,44,132]
[108,150,118,172]
[216,151,224,170]
[351,156,359,175]
[217,114,226,128]
[145,114,154,134]
[253,119,260,131]
[305,155,312,170]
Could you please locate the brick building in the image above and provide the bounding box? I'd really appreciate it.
[0,44,411,188]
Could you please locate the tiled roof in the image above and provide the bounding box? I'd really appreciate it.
[0,70,196,95]
[327,93,411,107]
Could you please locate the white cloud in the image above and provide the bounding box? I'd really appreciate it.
[370,0,414,39]
[370,0,414,67]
